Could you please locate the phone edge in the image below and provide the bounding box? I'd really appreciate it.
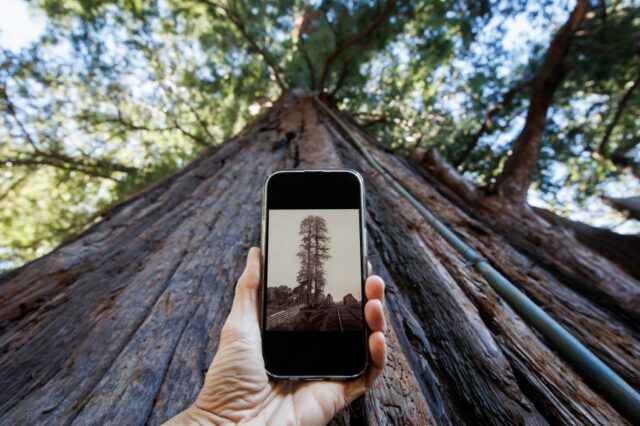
[259,169,369,381]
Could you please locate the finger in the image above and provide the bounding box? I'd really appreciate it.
[339,330,387,404]
[364,299,385,332]
[369,331,386,370]
[365,275,384,303]
[366,331,386,387]
[228,247,262,322]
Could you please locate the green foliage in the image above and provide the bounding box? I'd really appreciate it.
[1,0,639,268]
[537,3,640,204]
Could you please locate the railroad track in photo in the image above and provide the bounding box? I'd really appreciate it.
[322,305,362,331]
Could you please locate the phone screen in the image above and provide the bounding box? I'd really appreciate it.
[266,209,363,332]
[261,170,367,378]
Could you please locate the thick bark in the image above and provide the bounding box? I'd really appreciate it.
[0,97,636,425]
[494,0,589,203]
[421,148,481,205]
[535,207,640,280]
[348,118,639,387]
[418,145,639,325]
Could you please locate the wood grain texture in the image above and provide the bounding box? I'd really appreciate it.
[0,97,636,425]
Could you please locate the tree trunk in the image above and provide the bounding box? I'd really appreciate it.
[494,0,589,203]
[0,96,637,425]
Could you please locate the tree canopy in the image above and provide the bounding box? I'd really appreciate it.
[1,0,639,268]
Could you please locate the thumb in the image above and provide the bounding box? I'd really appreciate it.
[228,247,262,324]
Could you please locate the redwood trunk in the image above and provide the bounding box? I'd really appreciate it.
[0,97,636,425]
[494,0,589,203]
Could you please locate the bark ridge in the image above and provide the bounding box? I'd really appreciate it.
[0,97,637,425]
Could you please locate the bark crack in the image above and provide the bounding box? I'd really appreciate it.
[68,246,191,424]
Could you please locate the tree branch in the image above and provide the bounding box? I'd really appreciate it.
[163,86,217,144]
[172,119,212,148]
[328,41,373,97]
[361,116,392,127]
[1,155,132,181]
[317,0,396,92]
[608,138,640,179]
[0,84,43,154]
[351,111,411,130]
[493,0,589,204]
[597,71,640,156]
[0,172,30,203]
[453,77,534,169]
[184,101,215,142]
[195,0,287,91]
[82,111,178,133]
[1,85,137,180]
[603,196,640,221]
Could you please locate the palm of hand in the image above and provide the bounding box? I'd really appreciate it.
[168,248,385,426]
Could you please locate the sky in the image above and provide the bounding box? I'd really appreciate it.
[267,209,362,301]
[0,0,46,51]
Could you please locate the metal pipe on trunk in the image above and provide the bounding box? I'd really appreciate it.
[313,97,640,424]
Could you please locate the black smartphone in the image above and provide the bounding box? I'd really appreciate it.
[260,169,368,379]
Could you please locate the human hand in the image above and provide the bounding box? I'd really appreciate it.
[165,247,386,425]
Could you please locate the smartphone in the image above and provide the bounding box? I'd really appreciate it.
[260,169,368,379]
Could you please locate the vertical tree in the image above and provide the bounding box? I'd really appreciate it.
[0,0,639,424]
[1,97,636,424]
[312,215,331,304]
[297,215,331,308]
[493,0,589,203]
[296,215,313,305]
